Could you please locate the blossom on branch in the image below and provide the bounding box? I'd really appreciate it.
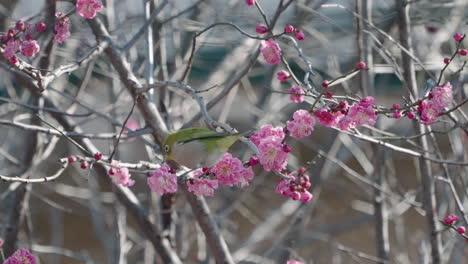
[187,168,219,196]
[53,12,71,44]
[211,153,254,186]
[147,163,178,194]
[260,39,281,65]
[288,85,305,103]
[20,40,40,57]
[76,0,103,19]
[258,135,288,171]
[3,248,37,264]
[286,109,316,138]
[108,161,135,187]
[275,170,313,202]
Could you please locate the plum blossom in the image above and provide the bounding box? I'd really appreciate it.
[431,82,453,110]
[258,136,288,171]
[76,0,103,19]
[294,29,305,40]
[277,70,291,81]
[453,32,464,41]
[288,85,305,103]
[346,97,377,127]
[20,40,40,57]
[419,100,439,123]
[314,108,344,127]
[211,153,252,186]
[337,115,354,131]
[108,161,135,187]
[147,163,178,194]
[286,109,316,138]
[250,124,285,146]
[255,24,268,34]
[3,248,37,264]
[275,170,312,202]
[187,169,218,196]
[3,39,20,59]
[53,12,71,43]
[444,214,459,225]
[260,39,281,65]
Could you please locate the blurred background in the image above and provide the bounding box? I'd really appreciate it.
[0,0,467,263]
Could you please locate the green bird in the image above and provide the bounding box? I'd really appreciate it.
[162,127,246,168]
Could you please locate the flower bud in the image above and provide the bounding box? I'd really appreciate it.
[284,24,295,33]
[256,24,268,34]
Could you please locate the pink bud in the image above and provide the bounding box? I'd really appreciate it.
[256,24,268,34]
[428,92,434,99]
[300,191,313,202]
[282,144,292,153]
[25,33,33,41]
[80,160,89,169]
[10,56,18,64]
[444,214,459,225]
[294,29,305,40]
[246,0,255,5]
[298,167,306,174]
[444,58,451,64]
[322,81,329,88]
[35,22,47,32]
[459,49,468,56]
[391,103,400,110]
[94,152,103,160]
[291,191,301,200]
[338,100,349,110]
[406,111,415,119]
[324,91,333,99]
[355,61,367,69]
[393,110,402,119]
[453,32,464,42]
[67,155,77,163]
[202,167,209,172]
[169,168,176,174]
[457,226,466,234]
[8,28,16,37]
[15,20,25,31]
[284,24,295,33]
[248,156,259,166]
[108,168,115,175]
[277,70,291,81]
[425,25,438,33]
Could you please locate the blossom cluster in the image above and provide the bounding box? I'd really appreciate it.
[108,160,135,187]
[275,169,313,202]
[1,20,44,63]
[2,248,37,264]
[314,96,377,131]
[416,82,453,123]
[443,213,466,235]
[250,124,289,171]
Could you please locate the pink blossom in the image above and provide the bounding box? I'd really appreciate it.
[3,248,37,264]
[3,39,20,59]
[275,171,312,202]
[431,82,453,110]
[250,124,285,146]
[20,40,40,57]
[53,12,71,44]
[347,100,377,127]
[453,32,464,41]
[294,29,305,40]
[286,109,315,138]
[211,153,243,185]
[248,156,259,166]
[444,58,451,64]
[76,0,103,19]
[337,115,354,131]
[260,39,281,65]
[406,111,415,119]
[246,0,255,5]
[147,163,177,194]
[459,49,468,56]
[35,22,46,32]
[277,70,291,81]
[444,214,459,225]
[393,110,402,119]
[314,108,343,127]
[238,166,255,187]
[284,24,295,33]
[108,161,135,187]
[187,169,218,196]
[256,24,268,34]
[288,85,305,103]
[324,91,333,98]
[15,20,25,31]
[258,136,288,171]
[457,226,466,234]
[356,61,367,69]
[419,100,440,123]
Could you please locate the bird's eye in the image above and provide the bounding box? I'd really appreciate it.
[164,145,170,153]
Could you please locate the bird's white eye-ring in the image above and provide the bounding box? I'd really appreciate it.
[164,145,170,153]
